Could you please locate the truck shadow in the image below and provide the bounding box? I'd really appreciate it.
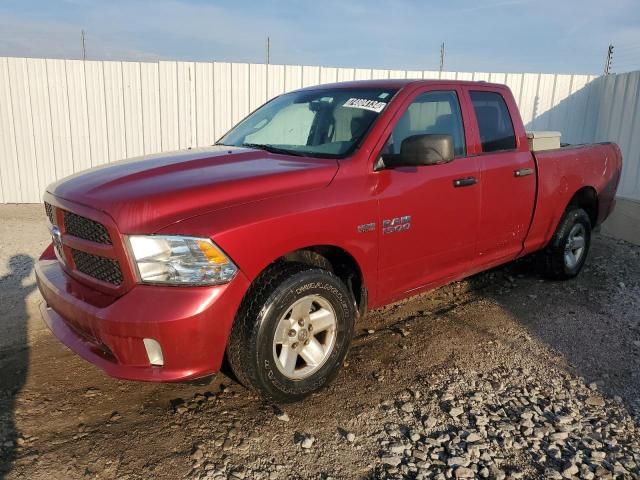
[0,254,35,479]
[462,236,639,413]
[360,234,639,417]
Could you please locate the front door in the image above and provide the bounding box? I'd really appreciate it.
[374,89,481,304]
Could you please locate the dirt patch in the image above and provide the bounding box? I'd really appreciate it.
[0,205,638,479]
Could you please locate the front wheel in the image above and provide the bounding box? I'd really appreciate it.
[539,207,592,280]
[226,263,356,403]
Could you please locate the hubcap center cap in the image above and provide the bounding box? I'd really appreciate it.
[297,329,309,342]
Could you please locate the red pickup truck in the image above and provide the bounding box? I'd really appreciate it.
[36,79,622,402]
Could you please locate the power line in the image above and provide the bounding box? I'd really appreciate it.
[615,43,640,51]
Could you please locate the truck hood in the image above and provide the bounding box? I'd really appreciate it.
[47,145,339,233]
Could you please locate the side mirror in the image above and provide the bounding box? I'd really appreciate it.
[381,134,455,169]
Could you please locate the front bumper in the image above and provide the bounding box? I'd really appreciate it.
[35,256,250,382]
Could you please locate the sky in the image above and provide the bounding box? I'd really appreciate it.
[0,0,639,75]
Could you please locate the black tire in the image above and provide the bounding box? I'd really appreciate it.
[539,207,592,280]
[226,263,356,403]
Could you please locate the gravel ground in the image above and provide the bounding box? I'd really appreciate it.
[0,204,639,480]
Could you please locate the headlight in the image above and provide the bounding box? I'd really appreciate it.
[127,235,237,285]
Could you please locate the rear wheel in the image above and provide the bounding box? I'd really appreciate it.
[540,207,591,280]
[227,263,356,403]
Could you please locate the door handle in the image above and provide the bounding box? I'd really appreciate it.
[453,176,478,188]
[514,168,534,177]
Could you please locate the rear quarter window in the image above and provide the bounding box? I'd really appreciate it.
[470,91,517,152]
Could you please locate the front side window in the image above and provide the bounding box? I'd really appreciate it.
[470,91,517,152]
[384,90,466,157]
[218,87,398,158]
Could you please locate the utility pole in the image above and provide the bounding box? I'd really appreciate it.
[81,30,87,61]
[266,36,270,65]
[439,42,445,73]
[604,43,614,75]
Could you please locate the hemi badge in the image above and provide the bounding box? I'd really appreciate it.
[357,222,376,233]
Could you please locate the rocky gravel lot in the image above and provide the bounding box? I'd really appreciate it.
[0,205,639,480]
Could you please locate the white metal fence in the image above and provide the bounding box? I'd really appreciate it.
[1,57,636,204]
[532,71,640,203]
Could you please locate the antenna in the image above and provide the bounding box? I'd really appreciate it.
[439,42,445,73]
[266,36,270,65]
[81,30,87,61]
[604,44,614,75]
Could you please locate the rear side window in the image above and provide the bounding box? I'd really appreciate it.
[470,91,516,152]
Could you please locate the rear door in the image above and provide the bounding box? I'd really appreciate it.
[374,87,481,303]
[463,88,536,267]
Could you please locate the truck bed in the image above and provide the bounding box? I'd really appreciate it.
[523,142,622,255]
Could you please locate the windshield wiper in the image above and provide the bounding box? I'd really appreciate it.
[241,143,307,157]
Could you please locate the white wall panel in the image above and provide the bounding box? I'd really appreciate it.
[267,64,285,99]
[249,63,267,111]
[533,74,557,130]
[5,56,640,203]
[7,57,39,203]
[620,73,640,199]
[158,61,179,151]
[214,62,232,139]
[284,64,303,92]
[45,59,73,178]
[177,62,196,149]
[594,76,616,143]
[26,58,56,195]
[303,65,321,87]
[543,73,572,132]
[103,61,128,160]
[84,61,109,166]
[562,75,591,143]
[65,60,92,173]
[122,61,144,158]
[140,62,161,154]
[354,68,372,81]
[0,58,20,202]
[194,62,214,147]
[490,72,507,85]
[519,73,540,127]
[232,63,250,125]
[320,67,337,84]
[371,69,389,80]
[505,73,523,107]
[337,68,355,82]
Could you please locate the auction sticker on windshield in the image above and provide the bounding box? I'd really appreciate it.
[343,98,387,113]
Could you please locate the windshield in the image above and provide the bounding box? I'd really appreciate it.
[218,87,398,158]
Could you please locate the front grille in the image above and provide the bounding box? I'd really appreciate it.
[64,211,112,245]
[71,249,123,285]
[44,202,55,224]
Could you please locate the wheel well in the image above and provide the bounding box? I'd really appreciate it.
[279,246,367,318]
[568,187,598,226]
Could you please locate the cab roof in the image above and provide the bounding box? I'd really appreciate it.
[297,78,506,91]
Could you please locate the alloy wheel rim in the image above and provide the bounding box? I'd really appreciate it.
[272,294,337,380]
[564,223,586,269]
